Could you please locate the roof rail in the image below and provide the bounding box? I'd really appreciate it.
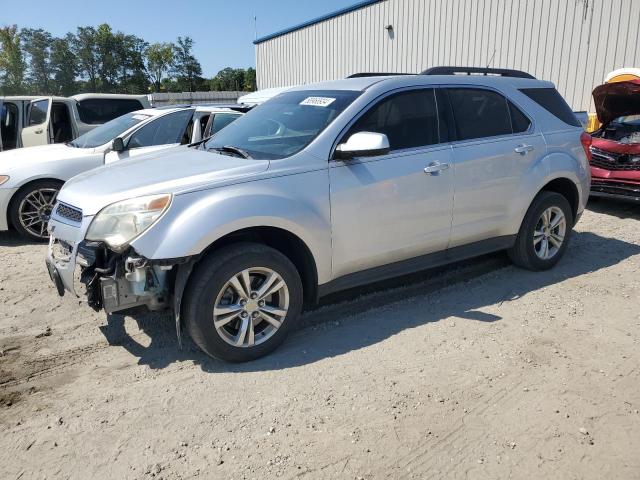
[347,72,414,78]
[421,66,535,79]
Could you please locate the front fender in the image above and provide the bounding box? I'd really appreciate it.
[130,171,332,283]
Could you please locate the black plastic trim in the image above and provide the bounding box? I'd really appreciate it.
[317,235,516,298]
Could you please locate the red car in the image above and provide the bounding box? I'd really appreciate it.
[588,80,640,201]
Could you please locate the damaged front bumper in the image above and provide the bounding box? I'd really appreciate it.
[46,214,189,316]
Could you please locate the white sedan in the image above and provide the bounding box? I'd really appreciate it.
[0,104,247,240]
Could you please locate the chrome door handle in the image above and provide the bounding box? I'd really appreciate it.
[514,144,534,154]
[423,162,450,175]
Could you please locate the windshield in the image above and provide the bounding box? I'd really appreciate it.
[69,112,151,148]
[614,114,640,126]
[204,90,361,159]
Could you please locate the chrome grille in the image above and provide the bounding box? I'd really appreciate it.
[55,203,83,223]
[590,147,640,171]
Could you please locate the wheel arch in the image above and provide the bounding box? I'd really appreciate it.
[538,177,580,223]
[196,226,319,304]
[7,176,65,229]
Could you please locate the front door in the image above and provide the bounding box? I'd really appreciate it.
[329,87,454,279]
[104,109,195,164]
[21,98,52,147]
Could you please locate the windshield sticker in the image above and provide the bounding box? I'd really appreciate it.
[132,114,149,120]
[300,97,336,107]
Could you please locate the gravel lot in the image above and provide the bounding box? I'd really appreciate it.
[1,199,639,480]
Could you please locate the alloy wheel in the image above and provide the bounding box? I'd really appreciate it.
[18,188,59,239]
[213,267,290,348]
[533,206,566,260]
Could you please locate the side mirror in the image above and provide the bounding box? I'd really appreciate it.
[334,132,390,160]
[574,111,589,130]
[112,137,125,153]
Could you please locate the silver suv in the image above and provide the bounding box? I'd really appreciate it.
[46,70,591,362]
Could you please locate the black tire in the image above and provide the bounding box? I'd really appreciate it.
[183,242,303,362]
[508,191,574,271]
[9,179,63,241]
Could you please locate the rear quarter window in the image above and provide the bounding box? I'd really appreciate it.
[519,88,581,127]
[77,98,144,125]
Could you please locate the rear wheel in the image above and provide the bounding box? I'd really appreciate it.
[508,191,573,271]
[9,180,62,241]
[183,243,303,362]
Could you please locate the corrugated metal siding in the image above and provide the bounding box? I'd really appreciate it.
[255,0,640,111]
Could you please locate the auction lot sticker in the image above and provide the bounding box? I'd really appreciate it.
[300,97,336,107]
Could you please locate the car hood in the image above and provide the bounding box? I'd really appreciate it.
[0,144,95,173]
[592,80,640,126]
[58,146,270,215]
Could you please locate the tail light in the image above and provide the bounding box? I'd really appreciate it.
[580,131,592,163]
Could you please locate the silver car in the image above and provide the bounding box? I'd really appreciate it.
[46,71,591,362]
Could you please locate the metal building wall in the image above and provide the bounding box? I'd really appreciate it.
[255,0,640,111]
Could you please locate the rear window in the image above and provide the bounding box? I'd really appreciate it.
[519,88,580,127]
[77,98,144,125]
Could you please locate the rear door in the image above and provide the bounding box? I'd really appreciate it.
[446,87,546,247]
[21,97,52,147]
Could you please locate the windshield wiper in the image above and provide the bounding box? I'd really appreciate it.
[208,145,253,159]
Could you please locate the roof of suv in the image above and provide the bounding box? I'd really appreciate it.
[290,74,553,92]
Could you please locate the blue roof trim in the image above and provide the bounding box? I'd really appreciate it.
[254,0,386,44]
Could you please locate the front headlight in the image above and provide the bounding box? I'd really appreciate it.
[86,194,172,252]
[0,175,9,186]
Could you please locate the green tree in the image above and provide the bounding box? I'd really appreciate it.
[95,23,118,92]
[73,26,98,91]
[172,36,202,92]
[21,28,53,93]
[114,33,148,93]
[50,34,77,96]
[243,67,256,91]
[145,42,174,92]
[210,67,246,91]
[0,25,26,94]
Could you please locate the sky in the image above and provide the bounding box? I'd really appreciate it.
[1,0,358,77]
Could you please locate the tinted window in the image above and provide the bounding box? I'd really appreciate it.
[28,99,49,126]
[1,102,19,150]
[519,88,581,127]
[448,88,512,140]
[127,109,193,149]
[77,98,144,125]
[347,89,440,150]
[509,101,531,133]
[211,113,241,134]
[205,90,361,160]
[70,112,151,148]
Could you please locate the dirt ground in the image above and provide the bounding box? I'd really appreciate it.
[0,199,639,480]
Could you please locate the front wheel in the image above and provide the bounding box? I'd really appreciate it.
[9,180,63,241]
[183,243,303,362]
[508,191,573,271]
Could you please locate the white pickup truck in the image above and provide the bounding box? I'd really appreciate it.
[0,94,150,151]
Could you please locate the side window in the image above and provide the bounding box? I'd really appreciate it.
[127,110,194,149]
[211,113,241,134]
[509,101,531,133]
[28,99,49,126]
[346,88,440,151]
[77,99,144,125]
[448,88,512,140]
